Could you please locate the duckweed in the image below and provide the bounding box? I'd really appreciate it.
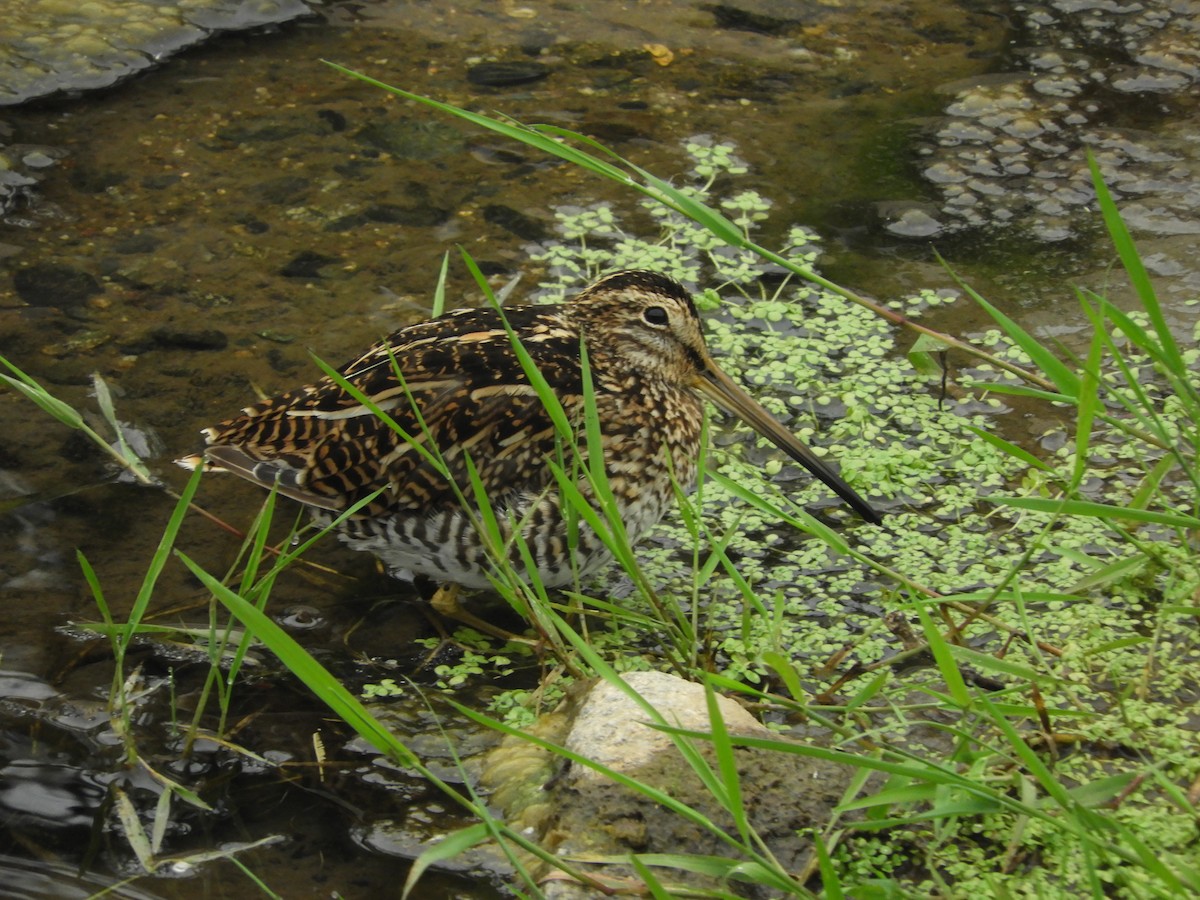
[467,134,1200,895]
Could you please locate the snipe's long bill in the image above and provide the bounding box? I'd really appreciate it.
[691,360,880,525]
[180,270,881,594]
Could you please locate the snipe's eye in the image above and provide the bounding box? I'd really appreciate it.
[642,305,669,327]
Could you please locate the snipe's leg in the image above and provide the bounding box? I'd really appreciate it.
[430,583,536,645]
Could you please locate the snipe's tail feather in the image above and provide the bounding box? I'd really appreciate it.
[175,446,344,511]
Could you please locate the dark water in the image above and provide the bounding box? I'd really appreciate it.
[1,1,1198,896]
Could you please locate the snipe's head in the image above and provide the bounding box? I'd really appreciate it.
[568,270,882,525]
[567,270,710,384]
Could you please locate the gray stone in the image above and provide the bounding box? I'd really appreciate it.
[481,672,852,898]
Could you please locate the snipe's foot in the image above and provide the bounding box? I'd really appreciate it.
[429,583,539,645]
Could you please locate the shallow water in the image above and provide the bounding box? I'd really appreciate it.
[1,0,1198,895]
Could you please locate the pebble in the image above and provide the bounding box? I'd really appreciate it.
[482,204,548,241]
[466,61,550,87]
[354,121,465,160]
[280,250,340,278]
[41,329,111,357]
[151,328,228,351]
[363,202,449,227]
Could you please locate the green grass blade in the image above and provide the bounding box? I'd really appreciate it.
[325,63,632,183]
[0,370,86,429]
[462,249,575,440]
[813,833,844,900]
[992,496,1199,527]
[113,786,155,872]
[960,381,1073,404]
[759,650,807,703]
[237,489,277,594]
[912,598,971,708]
[280,514,382,590]
[431,251,450,318]
[462,450,508,567]
[404,823,491,900]
[707,469,851,554]
[327,63,754,251]
[703,679,746,840]
[632,853,801,895]
[179,550,421,765]
[1130,454,1178,512]
[626,858,677,899]
[976,694,1070,810]
[669,728,1055,826]
[1087,152,1186,376]
[1103,321,1199,420]
[1066,773,1140,809]
[1068,554,1148,593]
[77,550,113,630]
[944,645,1052,684]
[307,354,446,474]
[122,465,204,647]
[90,373,153,483]
[953,279,1081,399]
[1071,306,1104,489]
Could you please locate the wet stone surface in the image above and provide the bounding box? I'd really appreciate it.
[906,0,1200,245]
[0,0,316,106]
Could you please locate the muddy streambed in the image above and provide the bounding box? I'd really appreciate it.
[1,1,1198,897]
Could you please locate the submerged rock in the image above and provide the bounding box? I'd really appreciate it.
[279,250,341,279]
[12,263,102,307]
[483,203,549,241]
[151,328,228,351]
[353,121,466,160]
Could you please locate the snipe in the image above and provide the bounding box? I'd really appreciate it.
[182,271,879,614]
